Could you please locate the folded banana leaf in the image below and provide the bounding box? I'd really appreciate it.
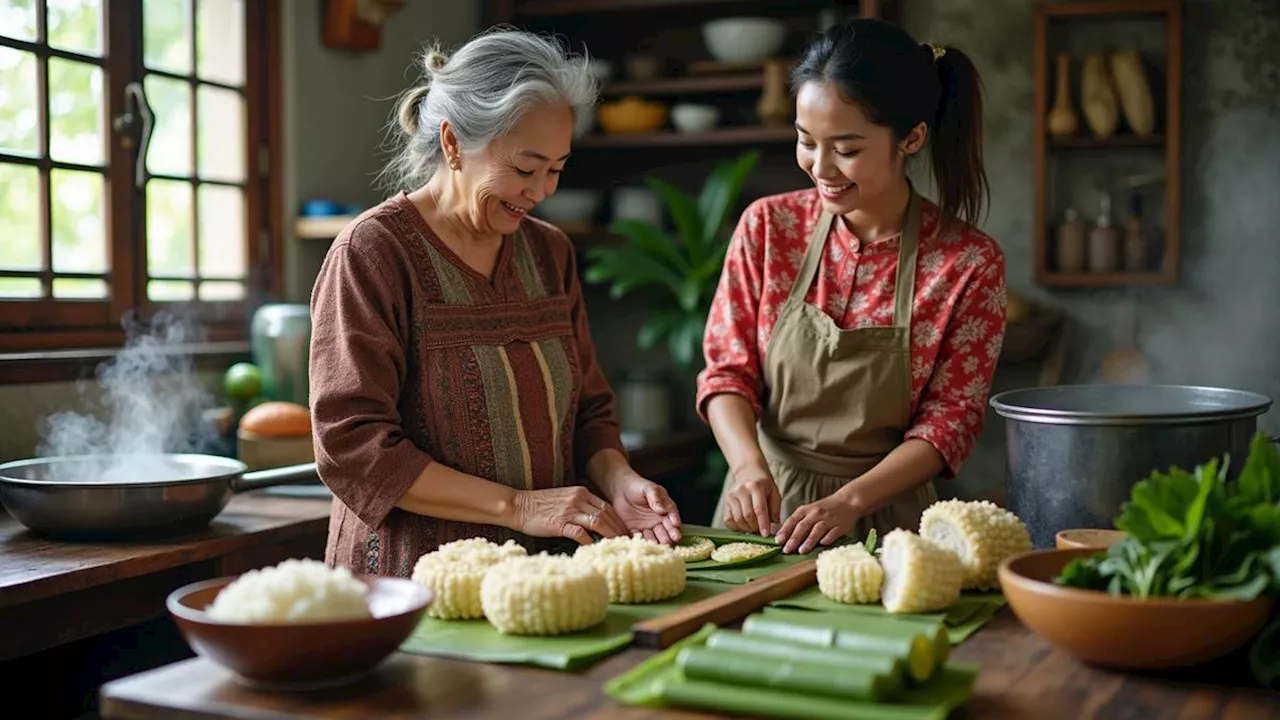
[678,524,778,545]
[684,544,783,571]
[604,623,979,720]
[687,548,819,584]
[399,580,733,670]
[767,588,1007,643]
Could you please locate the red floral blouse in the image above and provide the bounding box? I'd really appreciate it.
[695,189,1007,476]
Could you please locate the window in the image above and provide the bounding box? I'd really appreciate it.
[0,0,280,361]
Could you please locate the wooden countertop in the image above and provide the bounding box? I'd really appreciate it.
[0,493,332,660]
[0,493,331,609]
[98,610,1280,720]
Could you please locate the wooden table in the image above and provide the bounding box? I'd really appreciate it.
[0,492,332,662]
[98,609,1280,720]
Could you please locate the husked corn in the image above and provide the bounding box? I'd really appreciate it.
[817,543,884,604]
[480,553,609,635]
[574,536,686,603]
[670,536,715,562]
[879,529,963,614]
[920,499,1032,591]
[410,537,527,619]
[710,542,772,563]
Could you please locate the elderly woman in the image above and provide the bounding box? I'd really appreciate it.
[309,29,681,577]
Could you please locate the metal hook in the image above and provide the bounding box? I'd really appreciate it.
[111,82,154,189]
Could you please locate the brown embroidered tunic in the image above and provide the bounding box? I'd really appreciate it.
[309,192,626,577]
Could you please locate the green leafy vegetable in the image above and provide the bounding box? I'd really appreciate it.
[1052,432,1280,686]
[1055,433,1280,601]
[864,528,878,555]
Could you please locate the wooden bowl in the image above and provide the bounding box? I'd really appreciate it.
[168,574,432,689]
[999,548,1275,670]
[1055,528,1126,550]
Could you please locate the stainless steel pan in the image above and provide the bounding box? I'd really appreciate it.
[0,454,320,540]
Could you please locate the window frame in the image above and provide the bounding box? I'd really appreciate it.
[0,0,283,383]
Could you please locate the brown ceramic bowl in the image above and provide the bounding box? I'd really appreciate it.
[999,548,1275,670]
[167,574,432,689]
[1055,528,1126,550]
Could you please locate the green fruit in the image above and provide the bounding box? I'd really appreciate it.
[224,362,263,401]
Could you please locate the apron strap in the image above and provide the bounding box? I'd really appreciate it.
[893,191,922,328]
[787,193,922,330]
[785,211,837,305]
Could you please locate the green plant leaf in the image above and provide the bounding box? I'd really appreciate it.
[642,177,702,262]
[607,218,690,275]
[665,314,706,369]
[697,150,760,250]
[637,311,683,350]
[1236,433,1280,507]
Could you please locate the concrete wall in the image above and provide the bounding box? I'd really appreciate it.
[898,0,1280,500]
[283,0,482,302]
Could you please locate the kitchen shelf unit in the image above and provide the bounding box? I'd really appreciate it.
[483,0,891,203]
[1032,0,1182,288]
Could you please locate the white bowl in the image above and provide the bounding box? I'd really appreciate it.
[587,58,614,83]
[671,104,720,133]
[702,17,787,63]
[534,189,602,223]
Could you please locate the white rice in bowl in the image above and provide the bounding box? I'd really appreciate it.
[205,558,372,623]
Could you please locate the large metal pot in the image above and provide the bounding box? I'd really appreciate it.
[0,454,319,540]
[989,384,1273,549]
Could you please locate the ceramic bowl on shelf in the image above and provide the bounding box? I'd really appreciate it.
[999,547,1274,670]
[671,104,720,133]
[534,189,603,224]
[167,575,432,690]
[597,96,668,134]
[702,17,787,63]
[587,58,614,83]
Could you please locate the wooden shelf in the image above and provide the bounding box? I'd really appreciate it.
[601,74,763,97]
[1035,270,1175,287]
[516,0,799,17]
[577,125,794,149]
[295,215,356,240]
[1032,0,1182,288]
[1049,133,1165,149]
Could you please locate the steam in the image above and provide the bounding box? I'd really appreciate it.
[36,313,220,483]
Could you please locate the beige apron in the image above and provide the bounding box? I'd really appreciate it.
[712,190,937,540]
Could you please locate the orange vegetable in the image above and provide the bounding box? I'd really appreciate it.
[239,401,312,438]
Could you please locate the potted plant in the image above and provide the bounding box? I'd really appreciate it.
[581,149,760,369]
[582,150,759,521]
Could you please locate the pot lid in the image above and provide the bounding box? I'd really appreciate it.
[989,384,1273,426]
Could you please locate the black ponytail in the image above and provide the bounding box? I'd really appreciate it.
[930,45,989,234]
[793,20,989,235]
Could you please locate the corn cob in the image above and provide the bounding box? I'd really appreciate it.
[711,542,773,563]
[879,529,963,614]
[573,535,686,603]
[817,543,883,604]
[919,499,1032,591]
[479,553,609,635]
[410,537,527,619]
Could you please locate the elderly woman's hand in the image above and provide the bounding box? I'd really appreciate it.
[604,472,683,545]
[510,487,629,545]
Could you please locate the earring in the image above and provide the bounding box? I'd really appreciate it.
[449,159,460,170]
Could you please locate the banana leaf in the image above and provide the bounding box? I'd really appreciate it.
[679,524,779,545]
[688,549,819,584]
[762,592,1005,644]
[685,544,783,571]
[604,623,979,720]
[399,580,733,670]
